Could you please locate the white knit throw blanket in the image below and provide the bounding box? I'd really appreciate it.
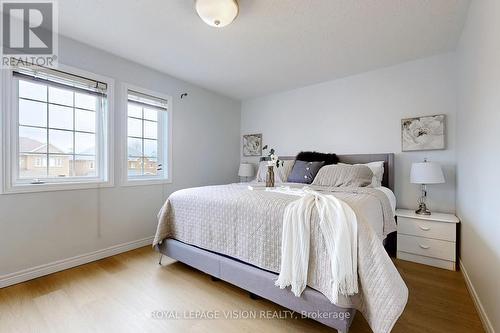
[274,188,358,303]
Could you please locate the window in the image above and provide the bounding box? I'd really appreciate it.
[123,86,171,185]
[2,65,113,193]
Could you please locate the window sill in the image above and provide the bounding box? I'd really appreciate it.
[2,180,114,194]
[121,178,172,187]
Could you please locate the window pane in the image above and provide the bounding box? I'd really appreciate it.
[75,93,96,111]
[48,154,71,177]
[49,104,73,130]
[73,155,96,177]
[49,129,73,154]
[75,109,95,133]
[19,99,47,127]
[126,91,167,181]
[19,153,48,179]
[19,80,47,102]
[143,157,158,176]
[128,103,142,118]
[127,157,142,176]
[143,108,158,121]
[14,71,107,185]
[19,126,47,153]
[127,137,142,157]
[49,86,73,106]
[75,132,95,154]
[127,117,142,137]
[143,120,157,139]
[144,139,157,157]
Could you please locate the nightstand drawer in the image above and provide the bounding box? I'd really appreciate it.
[397,234,456,261]
[398,217,456,241]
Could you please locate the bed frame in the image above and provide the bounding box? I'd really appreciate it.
[155,153,395,333]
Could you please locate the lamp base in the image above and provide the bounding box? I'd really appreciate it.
[415,203,431,215]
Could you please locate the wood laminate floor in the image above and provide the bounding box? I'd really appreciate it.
[0,247,484,333]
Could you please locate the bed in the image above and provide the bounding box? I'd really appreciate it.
[154,154,408,333]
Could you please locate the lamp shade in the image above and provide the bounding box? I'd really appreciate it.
[410,162,445,184]
[238,163,254,177]
[195,0,239,28]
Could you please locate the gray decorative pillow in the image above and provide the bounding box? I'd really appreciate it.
[312,164,373,187]
[287,160,325,184]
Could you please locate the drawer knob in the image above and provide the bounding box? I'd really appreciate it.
[418,225,431,231]
[419,244,431,249]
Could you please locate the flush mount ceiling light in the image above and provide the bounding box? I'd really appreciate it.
[195,0,239,28]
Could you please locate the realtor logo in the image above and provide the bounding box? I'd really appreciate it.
[1,0,58,67]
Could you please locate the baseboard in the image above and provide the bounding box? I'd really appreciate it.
[0,236,154,289]
[460,260,495,333]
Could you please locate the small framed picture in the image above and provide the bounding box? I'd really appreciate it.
[242,134,263,156]
[402,114,445,152]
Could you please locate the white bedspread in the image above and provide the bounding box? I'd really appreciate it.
[153,184,408,333]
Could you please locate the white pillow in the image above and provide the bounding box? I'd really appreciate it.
[255,160,295,183]
[339,161,384,188]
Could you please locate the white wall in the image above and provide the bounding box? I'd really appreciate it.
[0,36,241,276]
[241,54,457,213]
[456,0,500,331]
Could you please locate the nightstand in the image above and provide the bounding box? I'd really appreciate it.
[396,209,459,271]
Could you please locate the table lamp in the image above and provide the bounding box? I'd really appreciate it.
[410,160,445,215]
[238,163,254,182]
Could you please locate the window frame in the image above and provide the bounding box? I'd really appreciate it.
[121,83,172,186]
[1,64,115,194]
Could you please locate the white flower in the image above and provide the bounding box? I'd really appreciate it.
[264,146,280,167]
[404,116,444,146]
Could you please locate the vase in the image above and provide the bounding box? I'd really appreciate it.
[266,165,275,188]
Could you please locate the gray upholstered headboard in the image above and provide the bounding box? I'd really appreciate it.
[274,153,395,191]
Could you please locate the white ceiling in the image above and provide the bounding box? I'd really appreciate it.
[58,0,470,100]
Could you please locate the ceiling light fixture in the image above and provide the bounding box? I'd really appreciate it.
[195,0,239,28]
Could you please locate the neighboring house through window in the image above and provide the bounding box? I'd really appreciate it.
[123,85,172,185]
